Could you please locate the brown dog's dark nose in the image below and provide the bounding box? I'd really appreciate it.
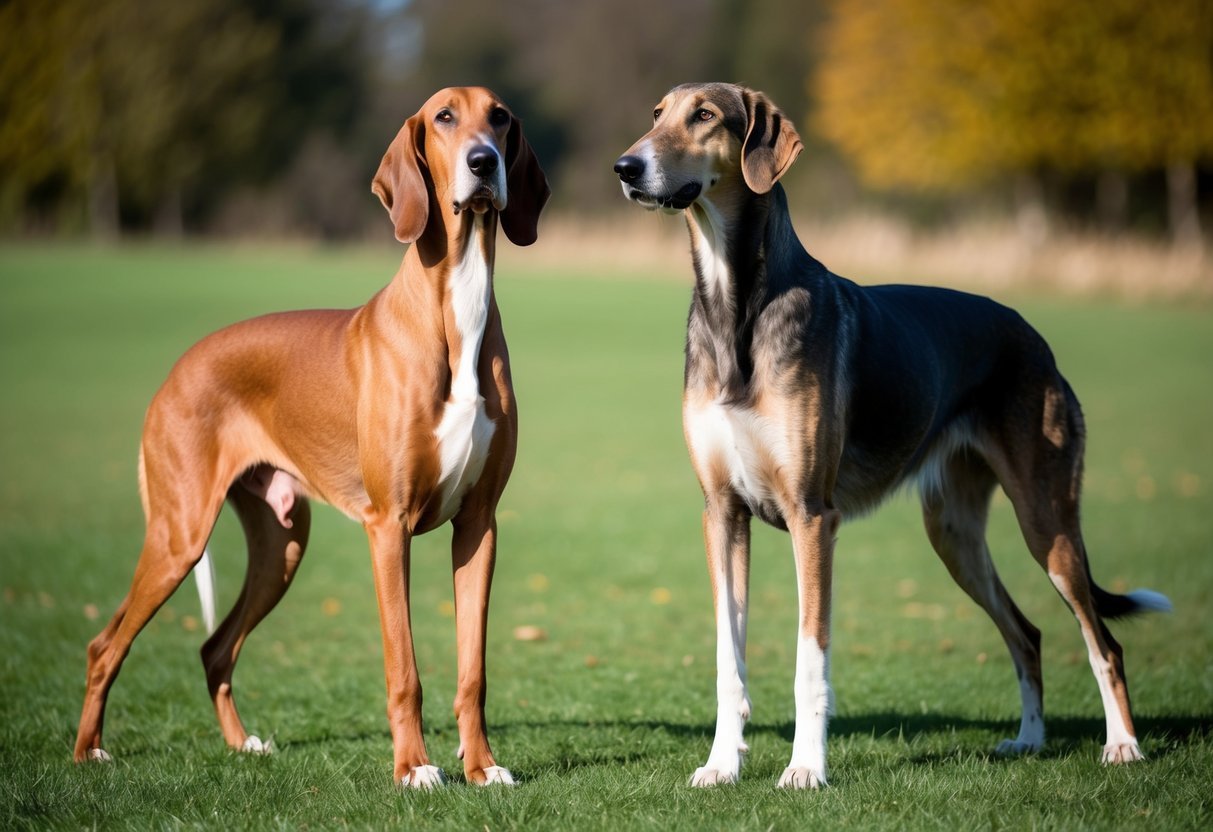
[467,146,499,177]
[614,155,645,183]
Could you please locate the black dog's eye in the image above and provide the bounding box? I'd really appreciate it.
[435,109,453,124]
[653,108,663,122]
[695,109,715,122]
[489,107,510,127]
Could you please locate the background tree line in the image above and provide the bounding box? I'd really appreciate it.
[1,0,1209,243]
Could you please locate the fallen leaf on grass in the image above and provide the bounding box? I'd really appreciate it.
[527,574,550,592]
[1176,472,1200,497]
[513,625,547,642]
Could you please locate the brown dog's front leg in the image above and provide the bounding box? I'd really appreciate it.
[365,517,443,789]
[450,511,513,785]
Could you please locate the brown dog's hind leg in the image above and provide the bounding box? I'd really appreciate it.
[74,461,225,762]
[921,451,1044,755]
[201,483,311,753]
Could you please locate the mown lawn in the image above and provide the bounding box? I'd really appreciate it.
[1,243,1210,830]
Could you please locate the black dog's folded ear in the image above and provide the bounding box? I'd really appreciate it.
[501,117,551,246]
[372,113,429,244]
[741,89,803,194]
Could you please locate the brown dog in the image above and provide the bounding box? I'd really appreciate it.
[615,82,1169,788]
[74,87,549,788]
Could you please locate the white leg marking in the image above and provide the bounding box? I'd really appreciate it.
[401,765,447,790]
[479,765,515,786]
[1048,572,1143,764]
[241,735,272,755]
[1089,649,1143,763]
[690,563,750,788]
[88,748,112,762]
[779,635,829,789]
[996,674,1044,755]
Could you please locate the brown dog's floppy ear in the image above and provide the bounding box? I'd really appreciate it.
[371,113,429,244]
[500,117,550,246]
[740,89,803,194]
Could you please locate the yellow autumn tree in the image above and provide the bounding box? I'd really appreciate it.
[813,0,1213,241]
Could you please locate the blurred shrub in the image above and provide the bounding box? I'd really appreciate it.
[0,0,371,236]
[814,0,1213,242]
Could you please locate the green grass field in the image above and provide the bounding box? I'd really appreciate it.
[2,243,1211,830]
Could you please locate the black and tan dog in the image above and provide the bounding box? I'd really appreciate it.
[614,82,1169,788]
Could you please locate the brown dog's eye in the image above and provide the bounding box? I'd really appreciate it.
[489,107,510,127]
[695,109,714,122]
[653,108,663,121]
[436,109,453,124]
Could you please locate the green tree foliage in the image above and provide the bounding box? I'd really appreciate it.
[0,0,369,234]
[813,0,1213,237]
[0,0,99,229]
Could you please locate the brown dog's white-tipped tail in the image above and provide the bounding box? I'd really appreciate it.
[194,547,217,635]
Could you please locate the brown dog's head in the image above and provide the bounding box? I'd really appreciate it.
[373,87,550,245]
[614,83,802,213]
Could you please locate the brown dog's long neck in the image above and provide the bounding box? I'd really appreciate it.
[441,213,497,402]
[385,211,498,397]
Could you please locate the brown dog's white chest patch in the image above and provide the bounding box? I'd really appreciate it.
[433,222,497,524]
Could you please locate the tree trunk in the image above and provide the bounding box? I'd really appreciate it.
[154,187,184,238]
[1096,170,1128,234]
[88,151,120,239]
[1014,172,1049,246]
[1166,161,1202,248]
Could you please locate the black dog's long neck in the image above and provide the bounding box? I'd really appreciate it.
[685,183,805,401]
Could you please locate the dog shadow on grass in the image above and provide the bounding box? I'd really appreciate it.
[488,711,1213,773]
[96,713,1209,781]
[822,712,1212,763]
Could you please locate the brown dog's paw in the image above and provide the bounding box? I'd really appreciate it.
[467,765,515,786]
[400,765,447,789]
[240,735,272,755]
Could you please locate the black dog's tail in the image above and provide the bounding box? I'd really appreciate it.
[1093,584,1173,620]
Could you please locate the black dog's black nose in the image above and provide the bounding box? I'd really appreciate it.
[467,146,499,176]
[614,155,645,183]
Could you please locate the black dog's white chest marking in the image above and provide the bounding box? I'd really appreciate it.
[685,398,792,513]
